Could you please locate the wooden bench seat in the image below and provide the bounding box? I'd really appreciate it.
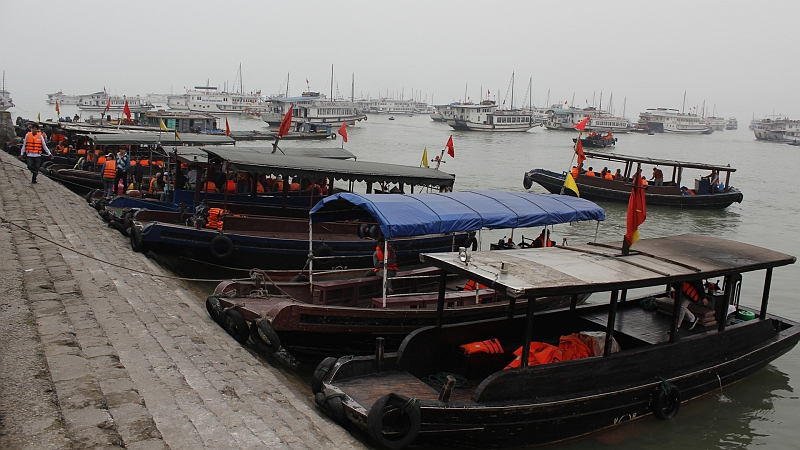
[311,267,444,305]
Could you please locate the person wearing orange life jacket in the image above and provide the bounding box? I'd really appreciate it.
[672,279,707,331]
[571,166,579,179]
[202,180,218,193]
[289,177,301,192]
[463,280,488,291]
[100,153,117,197]
[532,229,554,248]
[372,236,398,293]
[604,171,614,180]
[585,167,596,177]
[650,167,664,186]
[19,123,53,183]
[272,175,284,192]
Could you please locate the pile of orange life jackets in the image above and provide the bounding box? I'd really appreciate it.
[459,337,504,355]
[205,208,228,230]
[504,334,591,370]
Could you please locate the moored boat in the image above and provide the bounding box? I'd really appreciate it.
[545,106,632,133]
[572,131,617,148]
[446,101,535,132]
[314,234,798,449]
[726,117,738,130]
[751,116,800,141]
[206,190,605,360]
[523,151,743,208]
[638,108,713,134]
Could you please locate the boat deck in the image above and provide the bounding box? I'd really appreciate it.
[578,301,706,345]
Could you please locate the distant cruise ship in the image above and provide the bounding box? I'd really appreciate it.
[726,117,738,130]
[262,92,366,127]
[187,86,269,115]
[77,92,153,113]
[751,117,800,141]
[46,90,80,105]
[545,106,632,133]
[446,100,535,132]
[637,108,712,134]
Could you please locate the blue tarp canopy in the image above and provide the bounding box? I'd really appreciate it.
[309,190,605,239]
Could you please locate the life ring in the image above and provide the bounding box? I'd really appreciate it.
[465,235,478,252]
[331,133,337,140]
[205,296,223,324]
[209,234,235,259]
[367,394,421,450]
[223,308,250,344]
[652,382,681,420]
[130,225,149,253]
[523,172,533,190]
[249,319,281,354]
[312,357,338,395]
[322,388,347,425]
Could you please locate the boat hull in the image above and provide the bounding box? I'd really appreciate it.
[447,119,533,132]
[572,137,616,148]
[525,169,743,208]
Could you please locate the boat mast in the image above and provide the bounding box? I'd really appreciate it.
[286,72,289,97]
[545,89,550,107]
[351,73,354,102]
[529,77,532,111]
[510,72,515,110]
[682,91,687,114]
[623,97,627,119]
[330,64,334,99]
[464,83,468,103]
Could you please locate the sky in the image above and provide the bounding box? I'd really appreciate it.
[2,0,799,120]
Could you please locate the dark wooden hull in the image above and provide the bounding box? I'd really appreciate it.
[526,168,743,208]
[321,300,800,448]
[573,137,616,148]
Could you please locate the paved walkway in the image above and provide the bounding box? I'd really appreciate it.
[0,153,365,449]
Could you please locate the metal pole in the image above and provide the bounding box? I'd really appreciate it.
[308,220,313,292]
[604,290,619,356]
[521,297,536,369]
[760,267,773,320]
[382,239,388,308]
[435,271,447,328]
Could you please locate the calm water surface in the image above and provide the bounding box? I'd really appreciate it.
[221,113,799,450]
[45,105,795,449]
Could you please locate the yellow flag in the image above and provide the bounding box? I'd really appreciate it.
[564,173,580,197]
[174,129,182,142]
[159,119,169,131]
[37,113,41,121]
[421,147,429,168]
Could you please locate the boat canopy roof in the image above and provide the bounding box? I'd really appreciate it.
[420,234,795,298]
[309,190,605,239]
[269,147,356,160]
[584,151,737,172]
[87,133,236,146]
[203,147,455,188]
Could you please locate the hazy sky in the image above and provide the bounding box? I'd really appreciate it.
[3,0,798,120]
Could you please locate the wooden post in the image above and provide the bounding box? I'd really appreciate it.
[521,297,536,369]
[435,271,447,328]
[570,294,579,312]
[507,298,516,321]
[760,268,773,320]
[604,290,619,356]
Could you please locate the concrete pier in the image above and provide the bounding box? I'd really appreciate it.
[0,152,365,449]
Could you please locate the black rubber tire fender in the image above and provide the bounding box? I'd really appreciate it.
[652,383,681,420]
[311,356,338,395]
[249,319,281,354]
[209,234,235,259]
[85,189,97,203]
[205,296,223,324]
[464,235,478,252]
[223,308,250,344]
[523,172,533,190]
[366,393,421,450]
[323,388,347,425]
[130,226,149,253]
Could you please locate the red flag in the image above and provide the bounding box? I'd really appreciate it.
[338,121,348,142]
[277,105,293,137]
[624,168,647,250]
[575,139,586,167]
[55,101,60,116]
[225,117,231,136]
[574,116,591,131]
[103,98,111,116]
[446,135,454,158]
[123,101,131,121]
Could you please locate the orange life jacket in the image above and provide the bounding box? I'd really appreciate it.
[682,282,701,301]
[505,334,591,369]
[273,181,284,192]
[464,280,487,291]
[97,155,106,165]
[256,182,265,193]
[604,172,614,180]
[460,337,504,355]
[77,148,87,155]
[571,167,579,178]
[374,244,398,272]
[24,132,43,155]
[653,169,663,179]
[205,208,227,230]
[149,177,160,193]
[585,170,596,177]
[225,179,236,193]
[203,181,217,193]
[103,160,116,179]
[140,159,150,167]
[289,182,301,192]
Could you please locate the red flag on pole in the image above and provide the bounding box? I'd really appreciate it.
[575,139,586,167]
[225,117,231,136]
[623,167,647,252]
[277,105,293,137]
[574,116,591,131]
[103,98,111,116]
[55,101,60,117]
[123,101,131,121]
[338,121,348,142]
[446,135,454,158]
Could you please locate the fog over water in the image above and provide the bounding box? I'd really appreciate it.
[3,0,800,120]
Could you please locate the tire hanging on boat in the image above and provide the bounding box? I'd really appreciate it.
[322,388,347,425]
[130,226,148,253]
[366,393,421,450]
[311,357,338,395]
[209,234,235,259]
[464,235,478,252]
[248,319,281,354]
[523,172,533,190]
[223,308,250,344]
[652,382,681,420]
[205,296,224,324]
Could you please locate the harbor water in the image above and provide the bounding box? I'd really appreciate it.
[37,108,800,449]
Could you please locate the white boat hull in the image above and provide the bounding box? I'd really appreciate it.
[448,119,534,132]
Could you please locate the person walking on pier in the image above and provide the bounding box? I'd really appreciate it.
[18,123,53,183]
[114,147,130,195]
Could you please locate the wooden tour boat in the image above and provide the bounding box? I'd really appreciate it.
[206,190,605,360]
[313,234,797,449]
[524,151,744,208]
